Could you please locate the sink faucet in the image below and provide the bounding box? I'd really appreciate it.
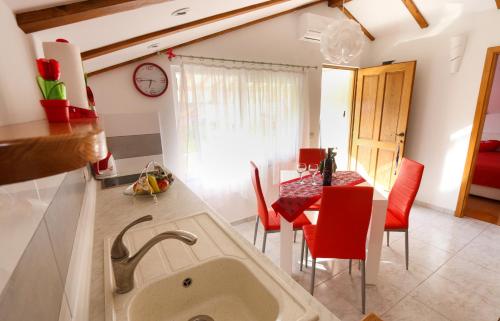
[111,215,198,294]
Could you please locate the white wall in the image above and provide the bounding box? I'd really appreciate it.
[88,3,351,156]
[0,0,43,126]
[361,9,500,212]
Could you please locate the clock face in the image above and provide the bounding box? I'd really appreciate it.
[133,63,168,97]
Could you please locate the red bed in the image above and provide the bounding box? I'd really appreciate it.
[472,151,500,189]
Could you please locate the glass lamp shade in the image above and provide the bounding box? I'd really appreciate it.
[320,19,365,64]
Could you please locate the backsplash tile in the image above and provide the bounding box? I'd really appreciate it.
[0,179,47,293]
[0,221,64,321]
[0,168,86,321]
[106,134,162,159]
[44,170,85,284]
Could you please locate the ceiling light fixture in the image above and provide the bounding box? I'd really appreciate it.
[320,1,364,64]
[171,7,190,16]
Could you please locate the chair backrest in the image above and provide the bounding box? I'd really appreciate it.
[250,161,269,227]
[299,148,326,167]
[314,186,374,260]
[387,158,424,227]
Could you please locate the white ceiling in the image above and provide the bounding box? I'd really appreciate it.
[32,0,271,52]
[345,0,496,36]
[4,0,497,73]
[4,0,82,13]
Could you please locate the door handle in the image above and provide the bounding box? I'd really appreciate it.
[396,132,405,137]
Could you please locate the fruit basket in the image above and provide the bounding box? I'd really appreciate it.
[123,161,174,199]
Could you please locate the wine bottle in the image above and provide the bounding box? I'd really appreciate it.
[332,148,338,174]
[322,148,333,186]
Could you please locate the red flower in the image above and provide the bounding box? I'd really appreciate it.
[36,58,60,80]
[86,86,95,107]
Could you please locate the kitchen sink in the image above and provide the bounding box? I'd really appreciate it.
[129,257,279,321]
[104,212,319,321]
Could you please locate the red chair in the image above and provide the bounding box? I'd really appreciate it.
[385,158,424,270]
[299,148,325,211]
[301,186,374,313]
[250,162,311,253]
[299,148,326,167]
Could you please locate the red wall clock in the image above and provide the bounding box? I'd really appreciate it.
[133,63,168,97]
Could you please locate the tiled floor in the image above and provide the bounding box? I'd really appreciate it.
[232,206,500,321]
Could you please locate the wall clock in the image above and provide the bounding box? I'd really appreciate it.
[133,63,168,97]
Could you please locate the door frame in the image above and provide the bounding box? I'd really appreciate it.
[455,46,500,217]
[321,64,358,168]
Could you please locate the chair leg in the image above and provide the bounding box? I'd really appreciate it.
[300,233,305,271]
[361,260,366,314]
[294,230,297,243]
[310,258,317,295]
[349,259,352,274]
[262,231,267,253]
[253,216,260,245]
[386,230,390,247]
[305,245,309,268]
[358,260,360,270]
[405,229,409,270]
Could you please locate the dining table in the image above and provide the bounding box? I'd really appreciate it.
[271,170,388,285]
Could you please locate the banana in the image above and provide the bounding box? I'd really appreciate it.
[147,175,161,193]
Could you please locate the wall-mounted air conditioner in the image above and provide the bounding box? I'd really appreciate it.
[298,13,333,43]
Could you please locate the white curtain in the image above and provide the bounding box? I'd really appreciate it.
[173,61,310,220]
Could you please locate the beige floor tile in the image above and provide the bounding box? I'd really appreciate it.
[382,296,450,321]
[313,282,365,321]
[456,229,500,272]
[409,224,482,253]
[318,270,408,316]
[376,257,433,293]
[382,236,454,271]
[231,206,500,321]
[435,256,500,306]
[292,258,349,289]
[411,274,500,321]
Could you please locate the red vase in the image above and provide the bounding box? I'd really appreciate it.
[40,99,70,123]
[68,106,98,120]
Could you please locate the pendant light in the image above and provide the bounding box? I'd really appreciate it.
[320,1,365,64]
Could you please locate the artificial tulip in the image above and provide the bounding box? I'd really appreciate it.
[36,58,60,80]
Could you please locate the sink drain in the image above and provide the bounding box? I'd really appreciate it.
[188,315,214,321]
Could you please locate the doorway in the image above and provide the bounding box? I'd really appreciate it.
[319,65,356,170]
[456,46,500,225]
[320,62,417,192]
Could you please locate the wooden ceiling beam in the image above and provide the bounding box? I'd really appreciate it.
[327,1,374,41]
[339,7,375,41]
[16,0,173,33]
[81,0,306,61]
[86,0,324,76]
[401,0,429,28]
[327,0,351,6]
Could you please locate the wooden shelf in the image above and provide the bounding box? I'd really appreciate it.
[0,120,107,185]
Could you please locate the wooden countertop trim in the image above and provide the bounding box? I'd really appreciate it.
[0,120,107,185]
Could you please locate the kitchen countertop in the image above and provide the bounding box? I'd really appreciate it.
[89,177,341,321]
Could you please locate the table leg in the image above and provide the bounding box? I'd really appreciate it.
[279,216,294,275]
[365,199,388,285]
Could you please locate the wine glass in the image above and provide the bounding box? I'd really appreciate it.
[296,163,307,184]
[308,164,319,185]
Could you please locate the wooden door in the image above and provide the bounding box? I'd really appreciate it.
[350,61,416,191]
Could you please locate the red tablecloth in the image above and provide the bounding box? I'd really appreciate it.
[271,171,365,222]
